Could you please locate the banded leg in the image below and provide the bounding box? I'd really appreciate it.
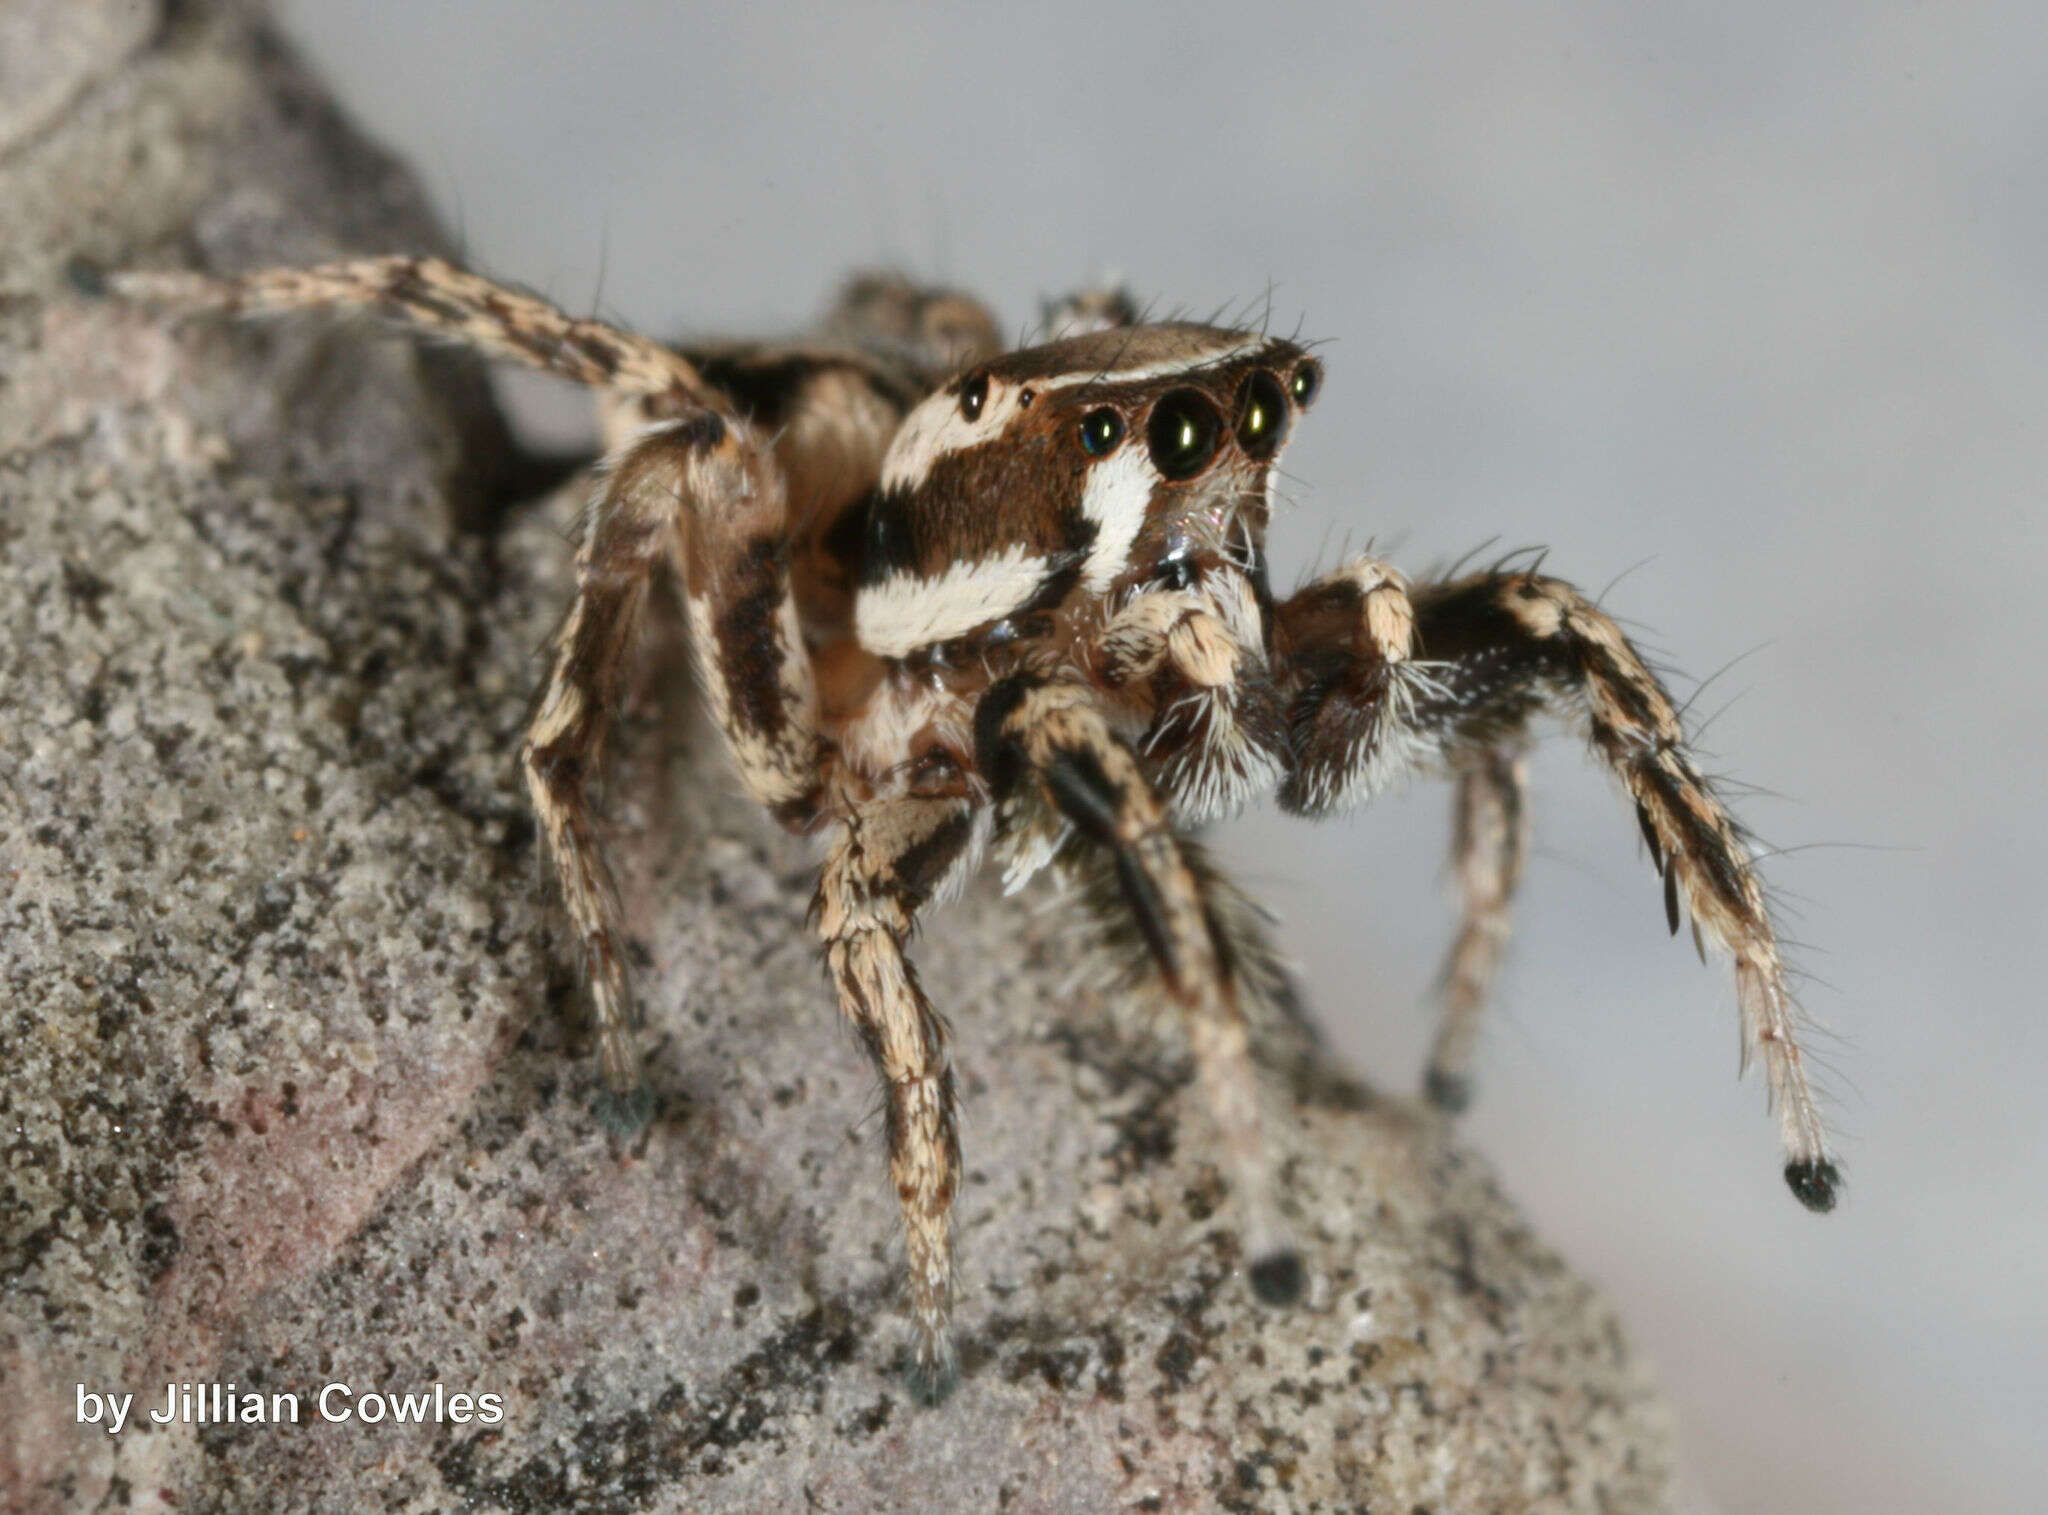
[110,255,715,402]
[977,676,1303,1302]
[522,415,822,1100]
[1280,565,1839,1210]
[821,270,1004,370]
[1424,745,1529,1113]
[814,795,978,1399]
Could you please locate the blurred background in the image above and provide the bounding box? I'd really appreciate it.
[273,4,2046,1510]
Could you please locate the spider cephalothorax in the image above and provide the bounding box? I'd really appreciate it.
[113,257,1841,1397]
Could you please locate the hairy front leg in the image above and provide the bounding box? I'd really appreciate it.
[1280,561,1840,1210]
[814,794,978,1401]
[976,675,1303,1303]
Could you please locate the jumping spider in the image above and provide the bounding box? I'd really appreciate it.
[111,256,1840,1396]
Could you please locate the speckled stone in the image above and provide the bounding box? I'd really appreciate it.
[0,6,1676,1511]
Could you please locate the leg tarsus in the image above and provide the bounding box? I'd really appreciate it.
[590,1082,658,1137]
[1248,1247,1307,1306]
[904,1332,962,1406]
[1784,1157,1842,1213]
[1423,1067,1473,1115]
[64,254,109,297]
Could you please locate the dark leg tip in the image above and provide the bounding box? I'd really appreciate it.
[1248,1249,1307,1307]
[592,1082,657,1136]
[1424,1068,1473,1115]
[64,255,109,298]
[905,1350,959,1407]
[1784,1158,1842,1213]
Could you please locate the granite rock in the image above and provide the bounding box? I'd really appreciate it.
[0,5,1675,1510]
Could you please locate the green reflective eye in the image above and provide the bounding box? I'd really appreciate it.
[1235,372,1290,459]
[1289,361,1321,408]
[1079,407,1124,456]
[1145,389,1223,480]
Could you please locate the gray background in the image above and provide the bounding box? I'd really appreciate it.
[273,3,2046,1511]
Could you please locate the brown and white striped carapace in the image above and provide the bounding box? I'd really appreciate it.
[108,255,1841,1398]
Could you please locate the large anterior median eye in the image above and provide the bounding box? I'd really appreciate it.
[1145,389,1223,479]
[959,372,988,421]
[1235,371,1290,459]
[1078,407,1124,456]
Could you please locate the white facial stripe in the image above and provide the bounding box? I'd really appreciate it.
[1077,444,1159,592]
[879,335,1272,493]
[880,380,1030,491]
[855,543,1053,657]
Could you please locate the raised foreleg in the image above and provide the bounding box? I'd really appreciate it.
[1277,563,1840,1211]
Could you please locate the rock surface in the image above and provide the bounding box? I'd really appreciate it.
[0,4,1675,1511]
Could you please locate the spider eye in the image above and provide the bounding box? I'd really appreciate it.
[959,373,988,421]
[1145,389,1223,480]
[1078,407,1124,457]
[1289,361,1321,408]
[1235,371,1290,460]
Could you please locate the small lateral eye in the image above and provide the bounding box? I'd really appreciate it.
[1289,361,1322,408]
[1078,407,1124,456]
[1145,389,1224,480]
[959,373,989,421]
[1235,371,1290,459]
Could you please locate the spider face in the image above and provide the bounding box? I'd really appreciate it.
[121,255,1837,1399]
[853,327,1318,660]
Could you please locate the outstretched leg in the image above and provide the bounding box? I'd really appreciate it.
[1277,563,1840,1210]
[110,255,715,403]
[814,794,979,1399]
[523,414,823,1103]
[1424,744,1529,1113]
[977,675,1303,1302]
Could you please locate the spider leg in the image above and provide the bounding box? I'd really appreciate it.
[1424,743,1529,1113]
[523,413,823,1103]
[1040,282,1140,340]
[814,794,978,1401]
[820,270,1004,370]
[976,675,1303,1302]
[1277,563,1839,1210]
[110,255,714,402]
[1274,555,1427,816]
[1094,579,1288,826]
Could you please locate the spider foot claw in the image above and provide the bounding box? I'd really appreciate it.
[591,1082,657,1136]
[1249,1247,1308,1306]
[64,255,109,298]
[1424,1067,1473,1114]
[1784,1157,1841,1213]
[904,1333,959,1406]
